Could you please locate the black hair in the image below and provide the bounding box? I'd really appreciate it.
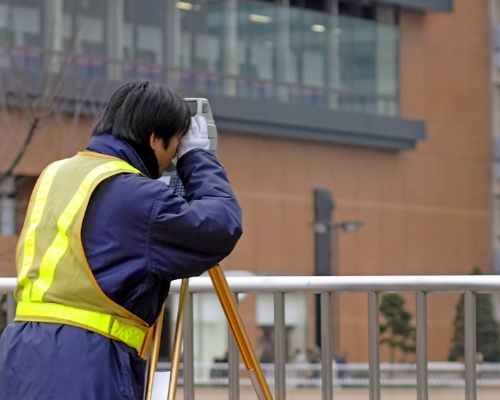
[92,80,191,149]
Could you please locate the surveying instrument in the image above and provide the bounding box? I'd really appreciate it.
[145,99,273,400]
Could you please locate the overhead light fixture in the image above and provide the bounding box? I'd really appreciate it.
[248,14,272,23]
[311,24,325,33]
[333,28,342,35]
[176,1,193,10]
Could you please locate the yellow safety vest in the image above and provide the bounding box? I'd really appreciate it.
[14,151,154,358]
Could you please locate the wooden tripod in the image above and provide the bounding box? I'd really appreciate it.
[145,265,274,400]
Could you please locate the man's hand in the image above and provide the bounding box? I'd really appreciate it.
[177,116,211,160]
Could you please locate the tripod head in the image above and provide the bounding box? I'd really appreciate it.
[184,98,218,154]
[161,98,218,196]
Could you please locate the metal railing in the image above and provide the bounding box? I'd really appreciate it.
[154,361,500,388]
[2,275,500,400]
[0,45,399,117]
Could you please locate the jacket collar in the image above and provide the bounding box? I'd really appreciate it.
[85,133,156,178]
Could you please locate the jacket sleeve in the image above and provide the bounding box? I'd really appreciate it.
[149,149,242,280]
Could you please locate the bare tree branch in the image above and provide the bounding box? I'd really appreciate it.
[0,1,93,184]
[0,117,39,187]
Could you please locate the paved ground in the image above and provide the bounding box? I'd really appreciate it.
[174,386,500,399]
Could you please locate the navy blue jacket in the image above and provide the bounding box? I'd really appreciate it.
[0,133,242,400]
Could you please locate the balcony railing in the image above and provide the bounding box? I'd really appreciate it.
[0,45,398,116]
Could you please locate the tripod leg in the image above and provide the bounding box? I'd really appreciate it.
[208,265,274,400]
[167,278,190,400]
[145,305,165,400]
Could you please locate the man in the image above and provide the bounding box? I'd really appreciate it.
[0,81,242,399]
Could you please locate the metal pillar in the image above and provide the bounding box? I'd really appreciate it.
[106,0,124,81]
[275,0,291,102]
[42,0,63,73]
[325,0,340,109]
[221,0,238,96]
[164,0,181,87]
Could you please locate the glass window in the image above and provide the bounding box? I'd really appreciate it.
[236,0,251,76]
[0,0,398,116]
[301,9,328,105]
[376,22,399,115]
[302,12,326,87]
[0,1,41,70]
[198,2,221,72]
[352,18,376,112]
[176,0,222,93]
[136,0,163,66]
[248,1,274,80]
[0,1,41,47]
[179,1,201,70]
[376,5,399,116]
[286,7,304,104]
[206,4,222,73]
[235,0,275,99]
[137,26,162,65]
[122,0,163,80]
[13,5,41,47]
[62,0,105,77]
[64,0,105,55]
[338,15,377,113]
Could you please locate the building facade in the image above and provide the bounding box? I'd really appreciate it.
[0,0,492,365]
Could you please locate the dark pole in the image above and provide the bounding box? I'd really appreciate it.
[313,189,334,348]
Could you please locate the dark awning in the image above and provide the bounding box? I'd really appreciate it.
[200,94,426,151]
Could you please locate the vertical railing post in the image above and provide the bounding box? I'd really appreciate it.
[274,292,286,400]
[416,291,428,400]
[464,291,477,400]
[167,279,189,400]
[368,292,380,400]
[7,292,16,323]
[183,292,195,400]
[320,292,333,400]
[228,293,240,400]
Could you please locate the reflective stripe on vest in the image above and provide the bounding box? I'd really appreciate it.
[15,301,148,353]
[17,159,67,302]
[30,160,139,302]
[15,156,151,355]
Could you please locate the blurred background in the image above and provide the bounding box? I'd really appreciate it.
[0,0,498,385]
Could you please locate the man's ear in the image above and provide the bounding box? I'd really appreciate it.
[150,133,159,152]
[150,133,168,151]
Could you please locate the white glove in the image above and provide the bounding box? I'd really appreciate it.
[177,116,211,160]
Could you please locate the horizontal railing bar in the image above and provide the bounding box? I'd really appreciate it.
[154,361,500,371]
[172,275,500,293]
[152,360,500,388]
[4,275,500,294]
[0,277,16,292]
